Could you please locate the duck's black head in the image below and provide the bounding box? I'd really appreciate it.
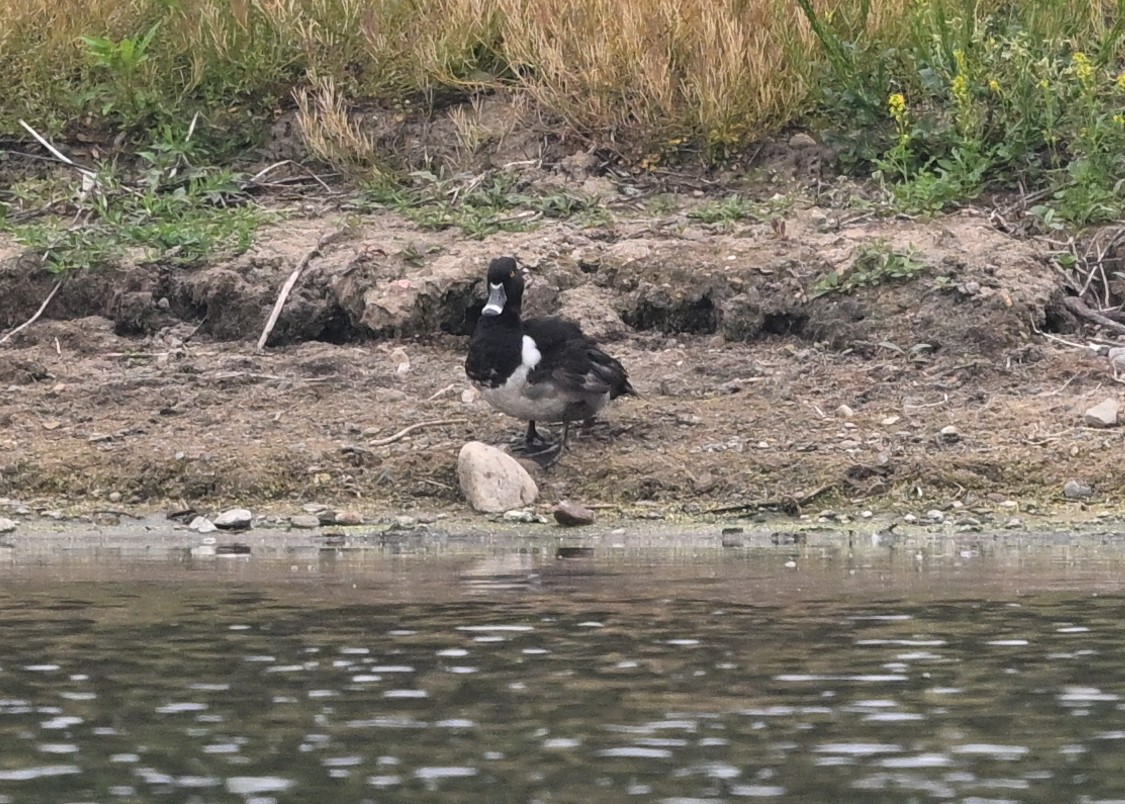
[481,256,525,318]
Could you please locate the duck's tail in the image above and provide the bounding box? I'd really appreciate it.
[588,347,637,399]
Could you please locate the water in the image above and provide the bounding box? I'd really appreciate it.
[3,534,1125,802]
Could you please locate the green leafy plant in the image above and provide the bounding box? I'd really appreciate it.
[812,240,928,298]
[688,194,762,224]
[78,23,163,126]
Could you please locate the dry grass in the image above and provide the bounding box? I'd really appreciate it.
[0,0,1119,162]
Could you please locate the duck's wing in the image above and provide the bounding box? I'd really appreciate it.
[523,316,585,351]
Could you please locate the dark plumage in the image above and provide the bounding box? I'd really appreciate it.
[465,256,635,463]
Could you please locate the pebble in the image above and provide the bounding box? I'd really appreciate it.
[457,441,538,514]
[554,501,596,527]
[290,515,321,529]
[108,491,122,503]
[213,508,253,530]
[393,515,419,528]
[926,509,944,522]
[189,516,217,534]
[41,510,65,520]
[1085,398,1120,428]
[0,517,16,533]
[836,404,855,419]
[302,503,329,514]
[861,510,873,519]
[938,425,961,443]
[334,511,364,526]
[502,509,543,523]
[1063,479,1094,500]
[902,514,917,523]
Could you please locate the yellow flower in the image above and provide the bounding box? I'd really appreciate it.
[951,73,969,106]
[1038,78,1050,90]
[988,78,1001,93]
[888,92,907,123]
[1117,71,1125,91]
[1114,113,1125,126]
[1072,51,1094,86]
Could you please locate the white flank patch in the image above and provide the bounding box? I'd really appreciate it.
[521,335,542,369]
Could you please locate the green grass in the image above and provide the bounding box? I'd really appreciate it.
[1,131,269,273]
[811,240,928,298]
[357,171,608,239]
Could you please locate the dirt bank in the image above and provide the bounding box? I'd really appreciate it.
[1,167,1123,521]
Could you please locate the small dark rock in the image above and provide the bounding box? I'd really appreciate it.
[554,500,596,527]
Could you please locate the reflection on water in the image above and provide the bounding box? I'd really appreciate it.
[2,544,1125,801]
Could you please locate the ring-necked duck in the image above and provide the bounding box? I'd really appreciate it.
[465,256,635,464]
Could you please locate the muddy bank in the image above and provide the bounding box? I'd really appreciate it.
[1,188,1123,519]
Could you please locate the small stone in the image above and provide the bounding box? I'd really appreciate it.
[926,509,944,522]
[1085,398,1120,428]
[903,514,917,523]
[938,425,961,443]
[0,517,16,533]
[1005,517,1023,528]
[393,515,418,528]
[108,491,122,503]
[302,503,329,514]
[41,510,65,520]
[213,508,253,530]
[290,514,321,529]
[334,511,364,526]
[998,500,1018,509]
[92,512,119,526]
[788,132,817,149]
[457,442,539,514]
[189,516,217,534]
[861,510,873,519]
[836,404,855,419]
[554,501,596,527]
[1063,479,1094,500]
[502,509,539,523]
[1108,347,1125,374]
[881,415,901,426]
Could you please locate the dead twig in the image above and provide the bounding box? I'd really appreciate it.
[257,230,346,351]
[706,482,837,516]
[425,383,459,402]
[0,279,63,346]
[1062,296,1125,337]
[369,419,467,447]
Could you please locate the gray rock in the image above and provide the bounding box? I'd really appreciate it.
[290,514,321,529]
[457,441,539,513]
[213,508,253,530]
[1108,347,1125,375]
[334,511,364,526]
[1085,398,1120,428]
[1063,479,1094,500]
[938,425,961,443]
[0,517,16,533]
[836,404,855,419]
[189,516,217,533]
[788,132,818,149]
[554,500,597,527]
[108,491,122,503]
[502,509,544,523]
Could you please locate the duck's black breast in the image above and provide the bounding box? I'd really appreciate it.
[465,320,523,389]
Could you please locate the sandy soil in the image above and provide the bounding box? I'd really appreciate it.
[2,144,1123,521]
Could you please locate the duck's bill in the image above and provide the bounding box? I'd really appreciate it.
[482,282,507,316]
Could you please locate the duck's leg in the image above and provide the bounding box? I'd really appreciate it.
[535,421,571,469]
[525,421,551,451]
[510,420,555,455]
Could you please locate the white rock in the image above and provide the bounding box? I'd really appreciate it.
[938,425,961,443]
[926,509,944,522]
[0,517,16,533]
[836,404,855,418]
[457,442,538,513]
[213,508,253,530]
[1085,398,1120,428]
[188,516,217,533]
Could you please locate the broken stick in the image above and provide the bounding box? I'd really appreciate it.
[257,230,346,351]
[0,279,63,346]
